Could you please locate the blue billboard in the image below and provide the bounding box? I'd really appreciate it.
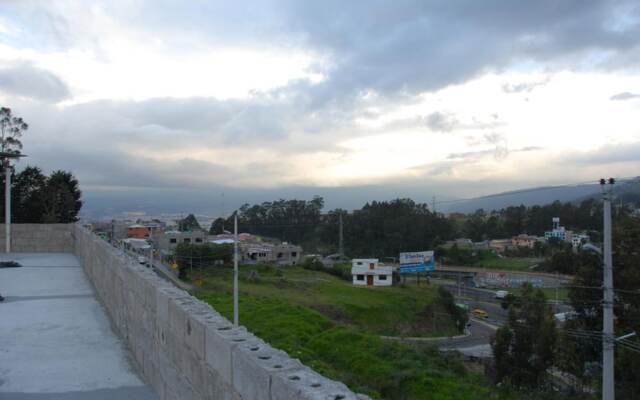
[399,251,435,274]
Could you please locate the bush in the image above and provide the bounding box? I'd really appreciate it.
[301,258,351,281]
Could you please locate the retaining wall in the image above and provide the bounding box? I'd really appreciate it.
[73,225,364,400]
[0,223,74,252]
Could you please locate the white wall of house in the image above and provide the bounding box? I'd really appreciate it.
[351,259,393,287]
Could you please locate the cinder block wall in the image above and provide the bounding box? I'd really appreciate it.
[73,225,364,400]
[0,223,74,252]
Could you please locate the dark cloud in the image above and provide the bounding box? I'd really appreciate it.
[280,0,640,98]
[567,141,640,165]
[0,62,70,101]
[610,92,640,101]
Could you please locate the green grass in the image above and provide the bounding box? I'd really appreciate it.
[192,264,509,399]
[473,257,540,272]
[194,265,460,337]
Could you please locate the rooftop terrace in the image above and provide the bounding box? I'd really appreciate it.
[0,252,157,400]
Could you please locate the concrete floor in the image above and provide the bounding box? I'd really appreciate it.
[0,253,157,399]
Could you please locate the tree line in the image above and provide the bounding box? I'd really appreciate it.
[0,166,82,223]
[491,213,640,397]
[207,197,607,259]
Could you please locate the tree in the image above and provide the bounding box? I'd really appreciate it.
[0,166,82,223]
[178,214,202,231]
[209,217,227,235]
[560,214,640,397]
[0,107,27,154]
[491,283,557,388]
[42,170,82,223]
[12,166,47,223]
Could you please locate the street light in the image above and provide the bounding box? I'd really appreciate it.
[0,152,26,253]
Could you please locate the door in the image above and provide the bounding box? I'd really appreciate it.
[367,275,374,286]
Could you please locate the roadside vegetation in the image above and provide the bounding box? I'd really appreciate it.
[191,263,501,399]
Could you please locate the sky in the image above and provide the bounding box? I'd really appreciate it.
[0,1,639,216]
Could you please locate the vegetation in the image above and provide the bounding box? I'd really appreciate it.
[177,213,202,231]
[173,242,232,279]
[558,214,640,398]
[193,264,496,399]
[0,166,82,223]
[492,283,557,389]
[210,196,608,262]
[0,106,27,154]
[437,246,538,271]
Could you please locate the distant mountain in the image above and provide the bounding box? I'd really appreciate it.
[441,177,640,213]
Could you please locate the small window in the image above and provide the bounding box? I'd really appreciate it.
[277,252,283,258]
[184,238,191,243]
[169,238,177,244]
[357,261,363,265]
[291,252,297,257]
[369,263,374,270]
[195,238,203,243]
[356,275,365,281]
[378,275,387,280]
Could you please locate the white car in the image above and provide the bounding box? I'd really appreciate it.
[494,290,510,299]
[138,256,148,265]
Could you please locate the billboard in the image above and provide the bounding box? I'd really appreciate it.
[399,251,435,274]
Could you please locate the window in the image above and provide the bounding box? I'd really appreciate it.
[369,263,375,270]
[356,275,365,281]
[378,275,387,280]
[291,252,297,257]
[184,238,191,243]
[195,238,203,243]
[357,261,363,265]
[277,252,283,258]
[169,238,177,244]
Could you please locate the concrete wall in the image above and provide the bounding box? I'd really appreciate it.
[0,223,74,252]
[73,225,365,400]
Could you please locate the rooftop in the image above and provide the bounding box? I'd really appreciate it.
[0,252,157,399]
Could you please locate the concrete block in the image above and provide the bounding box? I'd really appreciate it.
[204,324,254,384]
[178,345,206,391]
[232,341,303,400]
[271,367,360,400]
[205,366,242,400]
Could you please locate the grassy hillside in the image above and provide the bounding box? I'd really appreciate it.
[192,265,505,399]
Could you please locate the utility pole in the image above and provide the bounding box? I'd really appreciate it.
[338,213,344,258]
[432,196,436,214]
[233,212,239,327]
[5,159,10,253]
[149,226,153,269]
[601,177,615,400]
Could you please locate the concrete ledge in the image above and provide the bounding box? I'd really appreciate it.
[71,224,363,400]
[0,223,74,253]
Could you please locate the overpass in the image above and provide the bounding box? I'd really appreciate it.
[0,224,367,400]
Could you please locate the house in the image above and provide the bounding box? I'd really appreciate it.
[351,259,394,287]
[127,224,152,239]
[571,233,590,248]
[544,217,572,242]
[154,229,206,252]
[512,234,541,249]
[489,239,513,253]
[241,242,302,266]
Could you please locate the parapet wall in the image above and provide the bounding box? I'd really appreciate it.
[73,225,363,400]
[0,223,74,252]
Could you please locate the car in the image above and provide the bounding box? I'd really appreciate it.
[472,309,489,318]
[137,256,148,265]
[494,290,509,299]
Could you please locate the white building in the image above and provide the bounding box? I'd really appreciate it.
[351,259,394,287]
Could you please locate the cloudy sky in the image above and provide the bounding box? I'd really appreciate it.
[0,1,639,216]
